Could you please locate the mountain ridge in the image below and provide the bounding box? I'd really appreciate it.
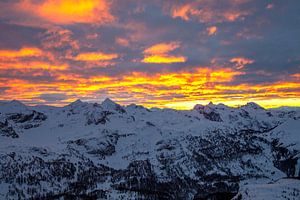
[5,98,299,111]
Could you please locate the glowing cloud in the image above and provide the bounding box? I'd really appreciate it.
[0,0,298,109]
[16,0,115,25]
[74,52,118,61]
[0,47,67,71]
[1,66,299,109]
[0,61,68,70]
[144,42,180,55]
[207,26,218,36]
[166,1,251,23]
[292,73,300,79]
[142,42,186,63]
[0,47,43,59]
[142,55,186,64]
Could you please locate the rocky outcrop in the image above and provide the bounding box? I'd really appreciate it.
[272,139,300,178]
[0,120,18,138]
[194,103,223,122]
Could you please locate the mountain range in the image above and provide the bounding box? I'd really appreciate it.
[0,99,299,199]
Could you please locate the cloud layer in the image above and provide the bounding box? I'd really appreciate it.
[0,0,299,108]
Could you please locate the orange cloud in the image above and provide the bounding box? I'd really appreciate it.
[0,47,43,59]
[143,42,180,55]
[0,46,67,71]
[142,55,186,64]
[74,52,119,61]
[166,1,251,23]
[116,37,130,47]
[207,26,218,36]
[230,57,254,69]
[0,61,68,70]
[170,3,193,21]
[16,0,115,25]
[0,67,240,105]
[142,42,186,63]
[1,65,299,108]
[292,73,300,79]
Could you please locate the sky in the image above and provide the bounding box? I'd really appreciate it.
[0,0,299,109]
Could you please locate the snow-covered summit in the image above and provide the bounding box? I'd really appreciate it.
[0,100,29,114]
[66,99,91,110]
[68,99,85,107]
[240,102,265,110]
[100,98,126,113]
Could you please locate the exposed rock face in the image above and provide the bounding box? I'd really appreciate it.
[194,103,223,122]
[7,111,47,129]
[0,100,299,199]
[272,139,299,178]
[0,120,18,138]
[240,102,265,110]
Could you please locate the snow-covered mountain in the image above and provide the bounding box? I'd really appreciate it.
[0,99,299,200]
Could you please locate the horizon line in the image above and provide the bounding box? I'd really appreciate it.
[1,98,299,110]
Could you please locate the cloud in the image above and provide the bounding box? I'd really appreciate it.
[142,55,186,64]
[143,42,180,55]
[0,63,299,108]
[292,73,300,79]
[165,0,252,23]
[266,4,274,10]
[230,57,255,69]
[0,0,299,108]
[0,46,67,71]
[0,87,10,95]
[0,47,43,59]
[0,61,68,70]
[15,0,115,25]
[74,52,119,62]
[207,26,218,36]
[39,93,69,102]
[142,42,187,64]
[40,28,79,58]
[115,37,130,47]
[86,33,99,40]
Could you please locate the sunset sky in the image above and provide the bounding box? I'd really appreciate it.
[0,0,299,109]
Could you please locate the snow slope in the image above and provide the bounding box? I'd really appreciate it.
[0,99,299,199]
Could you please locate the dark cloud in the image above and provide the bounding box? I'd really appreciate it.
[0,21,44,49]
[39,93,69,102]
[0,86,10,94]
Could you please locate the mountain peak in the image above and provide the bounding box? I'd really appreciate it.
[69,99,83,105]
[67,99,88,109]
[193,101,215,110]
[101,98,126,113]
[208,101,214,106]
[102,98,116,106]
[242,102,264,110]
[10,100,26,106]
[0,100,28,114]
[193,104,205,110]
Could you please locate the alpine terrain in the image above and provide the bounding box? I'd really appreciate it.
[0,99,299,200]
